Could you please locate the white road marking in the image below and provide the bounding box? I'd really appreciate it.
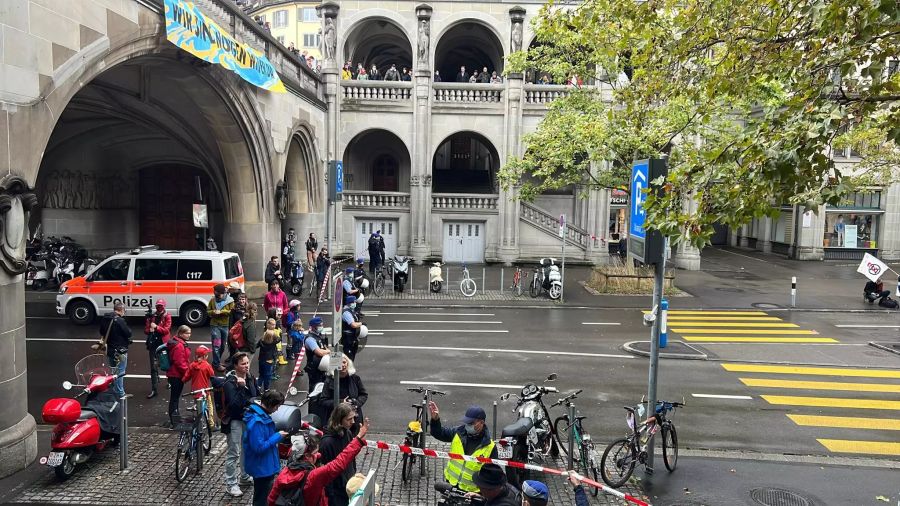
[362,312,496,316]
[401,380,523,389]
[25,316,66,320]
[834,325,900,329]
[392,320,503,324]
[26,338,95,342]
[366,344,633,359]
[581,322,622,326]
[692,393,753,400]
[370,329,509,333]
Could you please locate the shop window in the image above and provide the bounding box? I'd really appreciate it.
[825,213,880,248]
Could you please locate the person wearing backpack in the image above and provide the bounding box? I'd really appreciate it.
[267,417,370,506]
[209,283,235,372]
[166,325,192,428]
[144,299,172,399]
[223,351,260,498]
[244,389,289,506]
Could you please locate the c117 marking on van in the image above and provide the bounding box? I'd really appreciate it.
[102,295,154,308]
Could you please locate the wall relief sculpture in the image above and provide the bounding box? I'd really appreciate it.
[0,174,38,277]
[41,170,135,210]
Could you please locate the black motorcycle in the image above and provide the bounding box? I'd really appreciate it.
[498,374,561,488]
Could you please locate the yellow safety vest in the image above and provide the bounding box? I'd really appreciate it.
[444,433,496,493]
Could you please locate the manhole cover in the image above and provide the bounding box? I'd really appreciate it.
[750,488,813,506]
[752,302,784,309]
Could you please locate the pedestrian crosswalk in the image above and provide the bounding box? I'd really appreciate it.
[721,362,900,457]
[654,310,838,343]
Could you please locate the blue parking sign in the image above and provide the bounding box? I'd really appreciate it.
[630,160,648,240]
[335,161,343,194]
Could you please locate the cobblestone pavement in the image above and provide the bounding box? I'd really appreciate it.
[12,431,648,505]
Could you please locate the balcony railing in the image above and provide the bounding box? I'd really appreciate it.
[341,80,413,101]
[433,83,503,104]
[432,193,499,211]
[523,84,572,104]
[520,202,588,249]
[343,191,410,209]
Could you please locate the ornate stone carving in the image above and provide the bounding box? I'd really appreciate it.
[323,18,336,61]
[0,175,38,277]
[276,180,288,220]
[509,6,526,52]
[41,170,134,209]
[410,175,420,186]
[423,175,432,187]
[417,20,430,65]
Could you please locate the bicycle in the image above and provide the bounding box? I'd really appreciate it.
[459,264,477,297]
[510,266,523,296]
[600,398,684,488]
[174,387,214,482]
[373,265,387,297]
[551,389,601,497]
[398,386,446,482]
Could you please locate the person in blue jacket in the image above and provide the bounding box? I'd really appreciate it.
[243,389,288,506]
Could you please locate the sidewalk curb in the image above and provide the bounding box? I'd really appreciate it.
[868,341,900,356]
[622,340,708,360]
[678,448,900,469]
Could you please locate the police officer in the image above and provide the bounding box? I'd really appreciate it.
[342,267,362,316]
[428,402,497,494]
[303,317,331,389]
[340,296,362,361]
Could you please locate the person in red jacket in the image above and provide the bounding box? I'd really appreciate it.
[166,325,193,428]
[263,281,289,322]
[144,299,172,399]
[184,345,217,427]
[268,417,370,506]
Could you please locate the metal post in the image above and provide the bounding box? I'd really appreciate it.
[791,276,797,308]
[119,394,131,472]
[326,200,332,261]
[561,225,567,302]
[482,267,486,291]
[500,269,504,294]
[645,237,668,474]
[660,299,669,348]
[420,393,428,475]
[333,343,342,409]
[492,401,498,438]
[567,403,575,470]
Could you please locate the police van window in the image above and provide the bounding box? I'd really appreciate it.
[177,259,213,280]
[224,255,243,279]
[89,259,131,281]
[135,259,178,281]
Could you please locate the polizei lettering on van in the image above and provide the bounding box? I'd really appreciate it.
[102,295,154,308]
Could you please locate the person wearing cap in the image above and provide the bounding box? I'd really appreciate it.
[340,295,363,361]
[209,283,234,372]
[342,267,362,316]
[304,317,330,389]
[428,401,497,493]
[284,300,303,360]
[471,463,519,505]
[144,298,172,399]
[367,232,381,274]
[183,344,216,427]
[521,480,550,506]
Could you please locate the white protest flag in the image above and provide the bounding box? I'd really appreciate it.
[857,252,888,283]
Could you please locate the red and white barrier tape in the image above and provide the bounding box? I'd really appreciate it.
[300,420,323,437]
[286,346,306,391]
[362,439,650,506]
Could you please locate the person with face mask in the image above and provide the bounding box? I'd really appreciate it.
[428,401,497,494]
[340,296,363,361]
[267,417,370,506]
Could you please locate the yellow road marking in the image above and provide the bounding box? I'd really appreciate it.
[666,316,784,321]
[742,378,900,393]
[686,337,838,343]
[722,363,900,379]
[643,311,768,315]
[673,329,816,334]
[788,415,900,431]
[667,322,799,328]
[817,439,900,456]
[761,395,900,410]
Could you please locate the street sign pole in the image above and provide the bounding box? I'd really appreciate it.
[645,236,667,474]
[327,160,344,259]
[559,214,566,302]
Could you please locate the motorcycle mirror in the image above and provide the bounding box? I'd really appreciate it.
[499,393,510,401]
[310,382,325,397]
[546,373,558,382]
[62,381,73,390]
[288,386,298,396]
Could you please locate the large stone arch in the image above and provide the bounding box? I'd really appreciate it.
[342,129,412,192]
[340,120,414,159]
[281,124,325,242]
[432,130,501,194]
[433,14,507,80]
[341,13,415,74]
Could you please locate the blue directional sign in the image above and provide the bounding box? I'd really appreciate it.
[328,160,343,202]
[335,160,343,194]
[630,160,648,240]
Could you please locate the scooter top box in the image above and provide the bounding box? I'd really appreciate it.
[42,398,82,424]
[271,402,304,433]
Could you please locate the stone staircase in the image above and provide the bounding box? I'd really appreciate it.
[520,201,589,251]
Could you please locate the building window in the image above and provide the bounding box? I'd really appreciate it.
[273,10,288,28]
[834,191,882,209]
[301,7,318,22]
[303,33,319,48]
[277,35,285,44]
[825,213,880,248]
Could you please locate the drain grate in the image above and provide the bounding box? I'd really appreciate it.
[750,488,813,506]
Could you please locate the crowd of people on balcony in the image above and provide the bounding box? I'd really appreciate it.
[341,62,414,81]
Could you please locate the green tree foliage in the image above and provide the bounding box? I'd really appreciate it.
[501,0,900,246]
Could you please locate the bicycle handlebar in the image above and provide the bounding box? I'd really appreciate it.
[182,387,214,397]
[406,386,447,396]
[550,389,583,407]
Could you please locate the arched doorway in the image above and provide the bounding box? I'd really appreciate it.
[432,132,500,194]
[434,22,504,82]
[342,130,411,192]
[282,131,322,241]
[35,54,264,253]
[343,18,413,75]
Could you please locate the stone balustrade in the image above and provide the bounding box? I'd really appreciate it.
[432,194,499,211]
[433,83,503,103]
[341,80,413,101]
[343,191,411,208]
[523,84,573,104]
[521,202,588,248]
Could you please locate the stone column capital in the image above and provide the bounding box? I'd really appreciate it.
[316,2,340,19]
[509,6,526,23]
[416,4,433,20]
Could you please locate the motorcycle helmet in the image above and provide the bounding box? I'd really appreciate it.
[318,354,331,372]
[359,278,370,289]
[358,324,368,339]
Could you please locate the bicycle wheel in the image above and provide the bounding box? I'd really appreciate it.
[553,416,580,462]
[373,274,385,296]
[200,412,212,454]
[582,442,601,497]
[175,438,191,482]
[600,438,636,488]
[195,434,204,474]
[460,278,477,297]
[662,424,678,471]
[530,273,540,298]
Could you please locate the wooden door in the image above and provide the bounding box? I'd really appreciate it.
[139,167,208,250]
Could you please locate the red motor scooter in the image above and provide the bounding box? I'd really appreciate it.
[40,354,123,480]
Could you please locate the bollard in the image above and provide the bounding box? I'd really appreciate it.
[492,401,498,439]
[500,269,504,294]
[660,299,668,348]
[567,403,576,470]
[420,394,428,475]
[482,267,486,291]
[791,276,797,308]
[119,393,132,472]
